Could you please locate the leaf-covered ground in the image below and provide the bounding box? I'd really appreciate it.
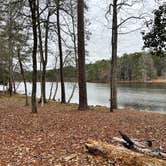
[0,93,166,165]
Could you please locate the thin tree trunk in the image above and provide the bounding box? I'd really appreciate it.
[36,0,46,106]
[8,8,13,96]
[12,74,16,94]
[49,81,54,100]
[52,77,59,101]
[67,1,78,103]
[110,0,118,112]
[17,47,28,106]
[77,0,88,110]
[56,0,66,103]
[3,84,6,93]
[8,77,12,96]
[67,83,77,103]
[42,9,51,103]
[8,38,13,96]
[70,0,78,70]
[52,57,58,101]
[29,0,38,113]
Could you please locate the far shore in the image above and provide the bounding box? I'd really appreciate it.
[1,78,166,86]
[118,78,166,84]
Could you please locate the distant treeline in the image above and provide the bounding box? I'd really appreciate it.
[16,52,166,83]
[87,52,166,82]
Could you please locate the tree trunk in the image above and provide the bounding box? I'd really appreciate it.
[29,0,38,113]
[12,73,16,94]
[8,34,13,96]
[67,1,78,104]
[49,81,54,100]
[42,9,50,103]
[110,0,118,112]
[77,0,88,110]
[52,77,59,101]
[36,0,46,106]
[67,83,77,103]
[8,9,13,97]
[8,77,12,96]
[56,0,66,104]
[17,47,28,106]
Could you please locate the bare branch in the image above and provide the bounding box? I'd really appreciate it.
[117,2,133,7]
[117,15,145,28]
[105,3,113,23]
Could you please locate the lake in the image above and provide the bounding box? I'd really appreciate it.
[16,82,166,113]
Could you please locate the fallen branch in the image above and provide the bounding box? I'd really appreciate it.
[85,140,166,166]
[113,131,166,159]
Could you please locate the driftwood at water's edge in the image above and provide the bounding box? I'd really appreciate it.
[85,140,166,166]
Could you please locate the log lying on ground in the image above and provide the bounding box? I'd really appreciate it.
[112,137,166,159]
[112,131,166,159]
[85,140,166,166]
[112,137,149,148]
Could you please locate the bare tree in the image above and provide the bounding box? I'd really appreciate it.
[36,0,52,106]
[110,0,118,112]
[56,0,66,103]
[28,0,38,113]
[106,0,145,112]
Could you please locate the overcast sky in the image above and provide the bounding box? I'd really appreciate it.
[86,0,161,63]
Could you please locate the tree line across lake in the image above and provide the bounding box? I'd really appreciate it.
[13,51,166,83]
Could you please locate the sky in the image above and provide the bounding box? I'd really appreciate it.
[86,0,161,63]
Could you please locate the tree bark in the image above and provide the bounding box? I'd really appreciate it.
[77,0,88,110]
[110,0,118,112]
[56,0,66,104]
[29,0,38,113]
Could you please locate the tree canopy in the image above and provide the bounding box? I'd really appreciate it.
[142,3,166,55]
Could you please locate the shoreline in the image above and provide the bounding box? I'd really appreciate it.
[1,78,166,88]
[1,91,166,114]
[0,92,165,115]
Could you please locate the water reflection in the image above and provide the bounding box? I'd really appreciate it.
[16,82,166,113]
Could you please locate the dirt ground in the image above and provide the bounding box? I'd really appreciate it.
[0,93,166,165]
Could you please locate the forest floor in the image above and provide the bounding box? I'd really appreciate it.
[0,93,166,166]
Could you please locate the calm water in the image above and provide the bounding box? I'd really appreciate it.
[16,82,166,113]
